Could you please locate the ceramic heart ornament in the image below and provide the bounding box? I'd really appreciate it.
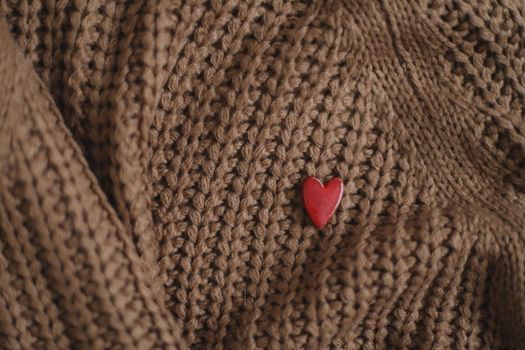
[302,176,343,229]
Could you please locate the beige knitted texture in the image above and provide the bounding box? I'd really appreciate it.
[1,0,525,349]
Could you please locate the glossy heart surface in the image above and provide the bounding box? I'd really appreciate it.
[301,176,343,229]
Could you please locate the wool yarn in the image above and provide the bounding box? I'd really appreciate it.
[1,0,525,349]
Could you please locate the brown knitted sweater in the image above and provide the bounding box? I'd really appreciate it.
[1,0,525,349]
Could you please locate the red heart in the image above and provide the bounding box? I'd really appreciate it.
[302,176,343,229]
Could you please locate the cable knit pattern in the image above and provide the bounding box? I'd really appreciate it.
[1,1,525,349]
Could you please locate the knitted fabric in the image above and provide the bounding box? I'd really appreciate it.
[1,0,525,349]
